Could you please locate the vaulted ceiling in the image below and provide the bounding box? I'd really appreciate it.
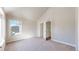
[3,7,48,20]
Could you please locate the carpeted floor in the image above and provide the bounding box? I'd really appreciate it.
[5,37,75,51]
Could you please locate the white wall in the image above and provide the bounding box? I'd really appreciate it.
[77,8,79,50]
[53,8,75,46]
[5,7,48,43]
[6,14,37,43]
[37,7,75,47]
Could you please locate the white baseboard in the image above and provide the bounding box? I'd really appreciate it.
[53,39,75,47]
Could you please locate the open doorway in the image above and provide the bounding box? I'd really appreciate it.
[40,23,43,38]
[46,21,51,40]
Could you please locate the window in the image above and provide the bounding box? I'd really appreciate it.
[9,19,22,36]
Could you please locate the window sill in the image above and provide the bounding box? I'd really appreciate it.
[15,33,21,35]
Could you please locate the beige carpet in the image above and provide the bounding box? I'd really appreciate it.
[5,37,75,51]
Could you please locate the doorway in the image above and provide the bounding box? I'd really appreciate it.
[40,23,43,38]
[46,21,51,40]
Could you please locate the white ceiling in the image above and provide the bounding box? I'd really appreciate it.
[3,7,48,20]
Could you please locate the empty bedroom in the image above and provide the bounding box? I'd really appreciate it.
[0,7,78,51]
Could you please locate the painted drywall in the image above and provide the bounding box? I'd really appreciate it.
[5,7,48,43]
[37,7,75,46]
[6,13,37,43]
[4,7,48,21]
[40,23,43,37]
[77,8,79,50]
[73,8,78,50]
[53,8,75,46]
[78,8,79,50]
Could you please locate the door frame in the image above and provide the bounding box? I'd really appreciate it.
[45,20,53,40]
[46,21,51,40]
[40,23,43,38]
